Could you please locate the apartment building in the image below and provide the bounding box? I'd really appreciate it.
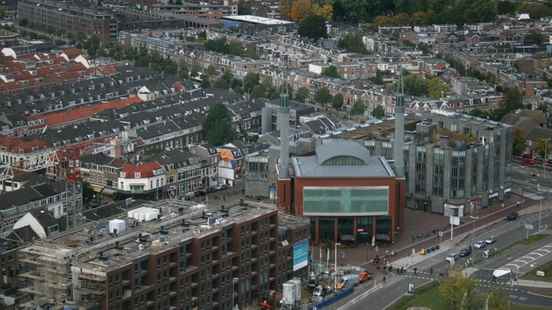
[0,135,56,172]
[340,110,513,214]
[17,0,118,40]
[18,200,309,310]
[0,176,82,236]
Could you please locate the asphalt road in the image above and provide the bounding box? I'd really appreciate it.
[335,208,552,310]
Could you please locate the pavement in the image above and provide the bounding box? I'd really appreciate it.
[330,198,552,310]
[517,280,552,288]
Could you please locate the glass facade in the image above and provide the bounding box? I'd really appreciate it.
[451,151,466,198]
[432,149,444,196]
[415,147,426,193]
[303,187,389,215]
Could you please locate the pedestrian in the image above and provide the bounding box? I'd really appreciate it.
[430,267,433,275]
[414,267,417,275]
[383,276,386,282]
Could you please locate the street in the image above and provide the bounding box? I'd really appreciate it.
[333,201,552,310]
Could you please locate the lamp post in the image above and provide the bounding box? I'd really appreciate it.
[334,242,340,292]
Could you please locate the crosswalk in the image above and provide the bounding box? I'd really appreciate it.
[398,272,520,292]
[503,243,552,271]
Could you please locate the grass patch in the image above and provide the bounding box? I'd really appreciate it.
[522,260,552,282]
[520,234,548,246]
[388,282,550,310]
[387,281,446,310]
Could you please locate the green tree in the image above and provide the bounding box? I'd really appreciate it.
[439,271,479,310]
[372,105,385,119]
[512,128,526,156]
[178,61,189,79]
[206,64,217,77]
[204,103,234,146]
[504,88,523,111]
[525,30,545,45]
[243,72,260,94]
[403,74,428,97]
[332,93,344,110]
[487,290,511,310]
[298,15,327,40]
[351,100,366,115]
[295,87,310,102]
[322,65,340,78]
[252,84,267,98]
[535,138,551,158]
[215,70,233,89]
[338,32,368,54]
[237,0,253,14]
[427,77,449,99]
[315,87,332,105]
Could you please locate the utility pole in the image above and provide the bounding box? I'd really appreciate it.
[334,242,340,292]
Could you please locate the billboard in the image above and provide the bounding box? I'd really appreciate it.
[293,239,309,271]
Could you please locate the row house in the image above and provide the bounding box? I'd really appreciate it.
[0,135,55,172]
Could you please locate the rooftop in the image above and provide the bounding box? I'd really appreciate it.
[292,139,395,178]
[222,15,294,26]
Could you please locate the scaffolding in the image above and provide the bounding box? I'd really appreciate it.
[18,243,74,309]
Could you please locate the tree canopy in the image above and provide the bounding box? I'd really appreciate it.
[338,32,368,54]
[351,100,366,115]
[298,15,327,40]
[315,87,332,105]
[332,93,344,110]
[372,105,385,119]
[295,87,310,103]
[322,65,340,78]
[204,104,234,146]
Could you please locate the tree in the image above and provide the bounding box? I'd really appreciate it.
[512,128,527,156]
[525,30,545,45]
[351,100,366,115]
[427,77,449,99]
[439,271,479,310]
[338,32,368,54]
[252,84,267,98]
[243,72,260,94]
[178,61,189,79]
[487,290,511,310]
[315,87,332,105]
[295,87,310,102]
[535,138,551,158]
[372,105,385,119]
[403,74,428,97]
[504,88,523,111]
[206,65,217,77]
[204,104,234,146]
[322,65,340,78]
[332,93,344,110]
[311,2,334,21]
[237,0,253,15]
[215,70,233,89]
[290,0,312,21]
[298,15,327,40]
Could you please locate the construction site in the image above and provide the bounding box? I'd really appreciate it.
[16,199,309,310]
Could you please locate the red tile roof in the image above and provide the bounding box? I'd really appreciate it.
[121,162,162,178]
[29,96,143,126]
[0,135,49,153]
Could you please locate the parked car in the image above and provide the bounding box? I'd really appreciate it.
[473,240,486,249]
[459,246,472,257]
[506,212,519,221]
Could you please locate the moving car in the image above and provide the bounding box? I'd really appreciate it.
[473,240,486,249]
[506,212,519,221]
[485,237,496,245]
[459,246,472,257]
[446,253,460,264]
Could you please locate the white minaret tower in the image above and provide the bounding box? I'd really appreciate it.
[393,71,405,177]
[278,69,290,179]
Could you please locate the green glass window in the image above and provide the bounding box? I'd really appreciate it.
[303,187,389,215]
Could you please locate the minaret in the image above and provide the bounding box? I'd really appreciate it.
[278,73,290,179]
[393,71,405,177]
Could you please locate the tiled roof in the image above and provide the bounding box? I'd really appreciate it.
[29,96,142,126]
[0,135,49,153]
[121,162,162,178]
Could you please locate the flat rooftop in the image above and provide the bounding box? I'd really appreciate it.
[222,15,294,26]
[38,200,278,272]
[291,140,395,178]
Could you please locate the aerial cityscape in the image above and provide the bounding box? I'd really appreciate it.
[0,0,552,309]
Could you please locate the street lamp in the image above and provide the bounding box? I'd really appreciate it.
[334,242,341,292]
[469,215,479,246]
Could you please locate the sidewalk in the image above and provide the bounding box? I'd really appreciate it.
[517,279,552,288]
